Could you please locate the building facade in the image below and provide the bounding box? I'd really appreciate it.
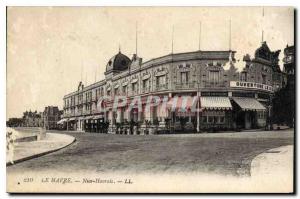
[61,41,284,134]
[43,106,61,130]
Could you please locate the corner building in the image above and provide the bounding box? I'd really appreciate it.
[61,42,284,134]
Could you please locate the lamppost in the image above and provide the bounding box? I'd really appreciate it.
[196,81,201,133]
[268,92,274,131]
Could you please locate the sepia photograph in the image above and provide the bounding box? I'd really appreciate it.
[5,6,295,193]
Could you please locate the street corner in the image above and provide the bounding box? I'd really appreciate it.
[250,145,293,192]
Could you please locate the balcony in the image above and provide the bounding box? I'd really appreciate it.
[63,112,75,118]
[82,110,91,115]
[204,82,227,88]
[175,82,197,90]
[155,84,168,91]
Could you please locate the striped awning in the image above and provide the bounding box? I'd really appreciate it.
[167,96,198,111]
[200,97,232,110]
[232,97,266,111]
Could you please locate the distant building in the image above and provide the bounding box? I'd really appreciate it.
[283,45,295,87]
[282,44,295,127]
[23,110,43,127]
[43,106,61,130]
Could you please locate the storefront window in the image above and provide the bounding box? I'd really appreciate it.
[219,116,225,123]
[208,116,214,123]
[258,111,266,119]
[202,116,207,123]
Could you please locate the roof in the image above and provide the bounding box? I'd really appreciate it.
[105,52,131,74]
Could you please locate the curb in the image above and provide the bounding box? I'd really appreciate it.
[250,145,293,177]
[6,136,76,167]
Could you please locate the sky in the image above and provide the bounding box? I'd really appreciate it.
[6,7,294,119]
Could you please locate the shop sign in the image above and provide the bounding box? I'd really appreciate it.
[202,111,225,116]
[230,81,273,92]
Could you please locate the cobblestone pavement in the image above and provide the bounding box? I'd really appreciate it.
[7,129,294,176]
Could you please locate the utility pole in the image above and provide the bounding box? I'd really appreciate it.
[135,22,138,55]
[171,25,174,54]
[199,21,202,51]
[229,19,231,51]
[261,7,265,43]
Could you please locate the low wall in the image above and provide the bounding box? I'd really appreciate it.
[15,135,38,143]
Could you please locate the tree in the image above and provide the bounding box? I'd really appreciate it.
[272,82,294,127]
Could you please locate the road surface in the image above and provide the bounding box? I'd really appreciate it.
[7,129,294,176]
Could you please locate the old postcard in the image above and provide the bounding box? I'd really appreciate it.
[6,6,295,193]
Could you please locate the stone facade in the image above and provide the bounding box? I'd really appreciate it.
[43,106,61,130]
[62,41,285,133]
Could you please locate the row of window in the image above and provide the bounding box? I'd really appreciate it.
[202,116,225,124]
[65,70,272,107]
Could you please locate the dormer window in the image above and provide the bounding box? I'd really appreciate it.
[240,72,247,82]
[262,74,267,85]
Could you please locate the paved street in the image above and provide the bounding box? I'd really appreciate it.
[7,129,294,177]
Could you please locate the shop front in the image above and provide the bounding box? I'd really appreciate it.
[199,96,232,131]
[167,95,198,132]
[231,97,266,129]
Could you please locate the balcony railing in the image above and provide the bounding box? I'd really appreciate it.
[63,112,75,118]
[204,82,227,88]
[155,84,168,91]
[175,82,197,90]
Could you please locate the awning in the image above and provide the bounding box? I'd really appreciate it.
[68,117,76,121]
[114,84,120,89]
[57,118,66,124]
[167,96,198,111]
[200,97,232,110]
[232,97,266,111]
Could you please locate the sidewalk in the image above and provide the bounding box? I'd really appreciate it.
[250,145,294,192]
[6,133,76,166]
